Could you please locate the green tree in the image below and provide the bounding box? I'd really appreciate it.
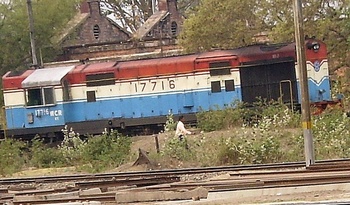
[0,0,82,74]
[179,0,265,52]
[179,0,350,72]
[262,0,350,72]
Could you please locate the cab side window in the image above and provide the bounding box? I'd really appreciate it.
[26,87,55,107]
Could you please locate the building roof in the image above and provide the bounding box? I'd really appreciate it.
[51,12,90,45]
[51,1,131,46]
[133,10,169,40]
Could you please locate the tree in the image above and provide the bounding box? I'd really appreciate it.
[177,0,200,17]
[179,0,350,72]
[101,0,154,33]
[0,0,81,74]
[179,0,266,53]
[261,0,350,72]
[101,0,196,33]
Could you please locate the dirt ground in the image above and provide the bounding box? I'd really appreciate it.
[125,187,350,205]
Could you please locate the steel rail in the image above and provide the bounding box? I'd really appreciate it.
[3,158,349,185]
[2,159,350,204]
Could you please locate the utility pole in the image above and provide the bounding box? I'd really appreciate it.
[293,0,315,166]
[152,0,156,14]
[27,0,38,67]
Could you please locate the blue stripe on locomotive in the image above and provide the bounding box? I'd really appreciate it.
[295,77,331,104]
[6,104,66,129]
[5,77,331,130]
[6,87,242,129]
[63,87,242,123]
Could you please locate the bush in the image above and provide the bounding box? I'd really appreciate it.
[80,131,132,172]
[197,102,246,132]
[312,109,350,159]
[0,139,27,176]
[212,101,301,165]
[217,127,282,165]
[197,100,300,132]
[30,137,66,168]
[58,126,86,165]
[164,111,177,132]
[161,137,195,161]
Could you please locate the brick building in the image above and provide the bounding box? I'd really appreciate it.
[53,0,183,61]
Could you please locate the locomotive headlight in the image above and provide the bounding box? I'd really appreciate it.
[312,43,320,51]
[307,41,320,52]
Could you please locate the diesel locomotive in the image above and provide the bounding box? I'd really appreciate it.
[2,38,332,139]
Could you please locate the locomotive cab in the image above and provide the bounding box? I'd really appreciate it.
[2,66,74,139]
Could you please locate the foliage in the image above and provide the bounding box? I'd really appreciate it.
[58,126,86,165]
[335,69,350,112]
[161,136,195,161]
[195,100,303,165]
[0,139,27,176]
[29,137,66,168]
[219,136,282,165]
[80,130,132,172]
[27,127,132,173]
[218,122,283,165]
[0,0,81,75]
[197,100,300,132]
[101,0,196,32]
[164,111,177,131]
[252,99,301,128]
[179,0,264,52]
[196,102,246,132]
[312,109,350,159]
[290,108,350,161]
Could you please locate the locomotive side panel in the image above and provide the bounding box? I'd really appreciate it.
[3,89,25,129]
[240,60,298,104]
[60,53,241,134]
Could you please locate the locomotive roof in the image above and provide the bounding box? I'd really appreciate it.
[3,41,315,90]
[21,66,75,88]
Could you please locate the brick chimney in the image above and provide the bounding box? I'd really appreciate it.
[158,0,168,11]
[80,1,89,13]
[80,0,101,16]
[167,0,180,19]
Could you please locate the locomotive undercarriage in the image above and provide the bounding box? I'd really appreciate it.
[3,113,197,140]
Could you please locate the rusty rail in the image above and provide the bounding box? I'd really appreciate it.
[2,159,350,204]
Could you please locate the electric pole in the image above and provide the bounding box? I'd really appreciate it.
[293,0,315,166]
[27,0,38,67]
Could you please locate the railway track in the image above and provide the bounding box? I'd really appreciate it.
[2,159,350,204]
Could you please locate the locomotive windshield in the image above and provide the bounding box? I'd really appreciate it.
[26,87,55,106]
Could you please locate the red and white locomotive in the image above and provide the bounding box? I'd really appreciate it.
[2,38,332,138]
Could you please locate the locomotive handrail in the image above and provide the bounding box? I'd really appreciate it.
[279,80,294,112]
